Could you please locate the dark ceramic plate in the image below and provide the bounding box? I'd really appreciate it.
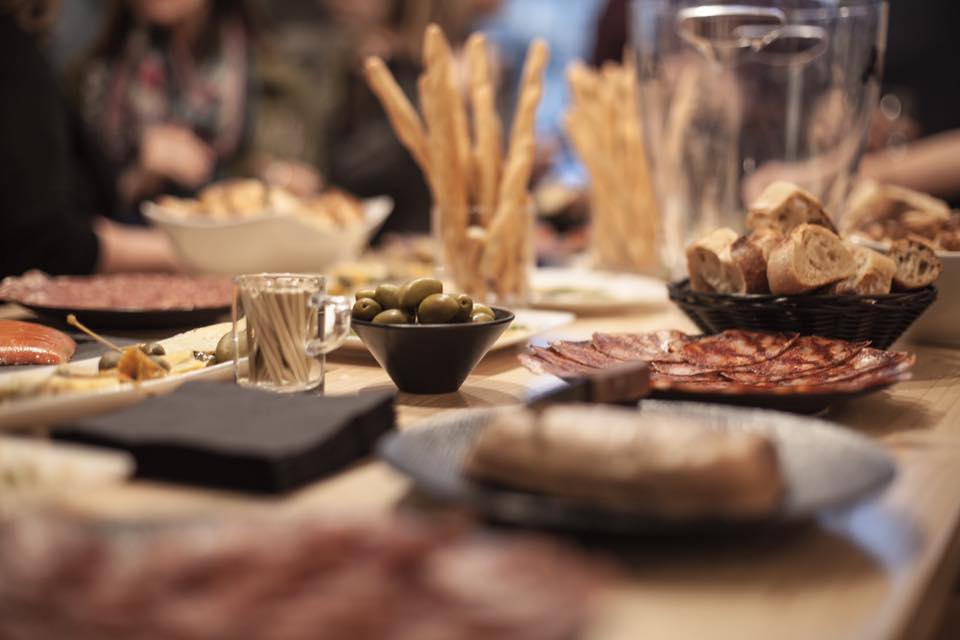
[18,303,230,331]
[352,308,515,394]
[379,401,896,534]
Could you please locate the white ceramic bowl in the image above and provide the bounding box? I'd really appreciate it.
[850,236,960,346]
[143,196,393,275]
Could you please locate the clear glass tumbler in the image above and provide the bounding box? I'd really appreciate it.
[632,0,888,278]
[232,273,351,393]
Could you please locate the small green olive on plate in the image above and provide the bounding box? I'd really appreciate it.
[352,298,382,321]
[418,293,460,324]
[374,284,402,310]
[400,277,443,311]
[373,309,412,324]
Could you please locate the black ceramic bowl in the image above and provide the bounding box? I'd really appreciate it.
[351,308,515,394]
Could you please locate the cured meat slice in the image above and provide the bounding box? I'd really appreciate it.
[519,353,584,379]
[780,348,912,386]
[524,347,595,377]
[550,341,622,369]
[650,361,718,377]
[0,320,76,365]
[681,330,798,369]
[721,336,869,383]
[591,330,688,363]
[0,272,233,311]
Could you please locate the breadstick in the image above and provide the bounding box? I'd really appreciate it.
[483,39,549,294]
[363,56,431,174]
[466,33,502,224]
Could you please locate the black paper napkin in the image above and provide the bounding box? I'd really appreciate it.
[53,382,395,494]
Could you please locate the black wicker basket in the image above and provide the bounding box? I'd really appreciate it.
[668,280,937,349]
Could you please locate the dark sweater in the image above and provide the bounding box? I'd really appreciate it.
[0,14,116,277]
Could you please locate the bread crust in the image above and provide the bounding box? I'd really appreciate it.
[731,236,770,293]
[685,228,744,293]
[767,224,855,295]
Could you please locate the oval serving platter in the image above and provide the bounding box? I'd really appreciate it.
[379,401,896,534]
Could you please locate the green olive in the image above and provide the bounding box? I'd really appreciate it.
[352,298,382,321]
[452,294,474,322]
[374,284,402,310]
[98,350,122,371]
[372,309,412,324]
[140,342,166,356]
[355,289,377,301]
[150,355,172,372]
[418,293,460,324]
[472,303,495,319]
[471,312,495,324]
[399,277,443,311]
[214,330,249,363]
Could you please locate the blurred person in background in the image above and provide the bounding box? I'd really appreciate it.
[0,0,180,277]
[74,0,321,221]
[858,0,960,204]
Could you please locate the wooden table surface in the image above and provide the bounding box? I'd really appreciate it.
[8,304,960,640]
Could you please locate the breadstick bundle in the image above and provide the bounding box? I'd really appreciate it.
[364,25,549,302]
[566,54,659,274]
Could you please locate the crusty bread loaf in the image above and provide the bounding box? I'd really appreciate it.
[766,223,856,295]
[889,237,943,290]
[748,226,784,261]
[747,181,838,234]
[686,228,768,294]
[828,245,896,295]
[462,405,784,519]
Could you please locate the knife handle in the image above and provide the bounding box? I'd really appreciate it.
[527,361,649,408]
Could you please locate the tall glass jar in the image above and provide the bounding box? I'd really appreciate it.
[632,0,888,278]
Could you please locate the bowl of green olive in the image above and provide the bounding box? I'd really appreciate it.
[350,278,514,393]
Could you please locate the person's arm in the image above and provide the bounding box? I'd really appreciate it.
[859,129,960,200]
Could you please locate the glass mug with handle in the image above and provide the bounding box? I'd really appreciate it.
[232,273,351,393]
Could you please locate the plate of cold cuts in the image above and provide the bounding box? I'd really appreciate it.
[520,329,915,413]
[0,272,234,330]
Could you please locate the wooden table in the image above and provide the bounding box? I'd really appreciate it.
[10,305,960,640]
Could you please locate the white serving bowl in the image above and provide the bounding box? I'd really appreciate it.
[907,249,960,346]
[143,196,393,275]
[850,236,960,346]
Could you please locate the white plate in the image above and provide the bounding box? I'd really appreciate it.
[0,323,237,431]
[336,309,575,354]
[144,196,393,275]
[530,268,668,314]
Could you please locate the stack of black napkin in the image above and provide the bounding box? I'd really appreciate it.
[53,382,395,494]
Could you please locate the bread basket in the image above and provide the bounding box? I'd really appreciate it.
[668,279,937,349]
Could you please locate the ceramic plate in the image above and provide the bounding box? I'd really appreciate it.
[530,268,668,314]
[380,401,896,533]
[0,322,238,431]
[336,309,575,354]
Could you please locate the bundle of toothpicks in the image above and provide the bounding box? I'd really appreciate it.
[365,24,549,301]
[566,52,659,274]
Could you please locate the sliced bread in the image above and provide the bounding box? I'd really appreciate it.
[686,228,767,294]
[889,237,943,290]
[766,223,855,295]
[747,181,838,234]
[828,245,896,295]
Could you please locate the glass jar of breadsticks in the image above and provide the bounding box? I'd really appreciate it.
[364,25,549,304]
[232,274,351,393]
[566,54,661,276]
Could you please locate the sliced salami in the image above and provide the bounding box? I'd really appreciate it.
[591,330,688,363]
[526,346,596,377]
[721,336,869,383]
[681,330,798,369]
[550,341,622,369]
[650,361,719,377]
[780,349,911,386]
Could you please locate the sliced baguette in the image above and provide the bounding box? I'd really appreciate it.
[828,245,896,295]
[843,180,950,233]
[766,223,855,295]
[889,237,943,290]
[686,228,764,294]
[731,235,770,293]
[747,181,838,234]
